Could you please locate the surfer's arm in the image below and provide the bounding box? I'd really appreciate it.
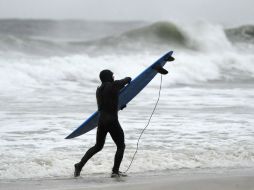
[114,77,131,89]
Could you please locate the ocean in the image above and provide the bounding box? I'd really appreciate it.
[0,19,254,180]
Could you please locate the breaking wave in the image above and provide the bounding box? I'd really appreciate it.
[123,22,187,44]
[0,19,254,91]
[0,19,254,56]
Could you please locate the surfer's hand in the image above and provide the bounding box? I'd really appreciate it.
[127,77,132,84]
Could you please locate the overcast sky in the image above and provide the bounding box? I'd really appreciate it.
[0,0,253,25]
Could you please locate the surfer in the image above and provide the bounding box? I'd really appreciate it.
[74,70,131,178]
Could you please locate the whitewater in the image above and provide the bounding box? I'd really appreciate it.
[0,19,254,180]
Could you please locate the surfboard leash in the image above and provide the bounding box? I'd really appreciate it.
[124,74,163,173]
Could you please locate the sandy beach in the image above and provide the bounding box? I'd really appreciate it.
[1,169,253,190]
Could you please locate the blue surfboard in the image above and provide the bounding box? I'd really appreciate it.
[65,51,174,139]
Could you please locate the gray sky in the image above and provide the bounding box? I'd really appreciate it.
[0,0,253,25]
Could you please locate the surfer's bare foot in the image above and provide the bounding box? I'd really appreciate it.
[111,171,127,178]
[74,163,81,177]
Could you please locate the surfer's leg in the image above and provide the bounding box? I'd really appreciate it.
[109,121,125,173]
[75,127,107,176]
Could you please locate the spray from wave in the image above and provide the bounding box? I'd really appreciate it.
[225,25,254,44]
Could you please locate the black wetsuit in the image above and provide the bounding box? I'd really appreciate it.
[77,74,131,173]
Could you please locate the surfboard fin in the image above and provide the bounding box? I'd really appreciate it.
[120,105,127,110]
[153,65,168,75]
[166,56,175,62]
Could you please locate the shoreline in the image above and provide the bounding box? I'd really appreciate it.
[1,168,254,190]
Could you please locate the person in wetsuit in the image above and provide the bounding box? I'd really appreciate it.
[74,69,131,177]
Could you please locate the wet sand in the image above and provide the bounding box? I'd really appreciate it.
[1,169,253,190]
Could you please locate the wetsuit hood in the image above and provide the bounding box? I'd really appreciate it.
[99,69,114,83]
